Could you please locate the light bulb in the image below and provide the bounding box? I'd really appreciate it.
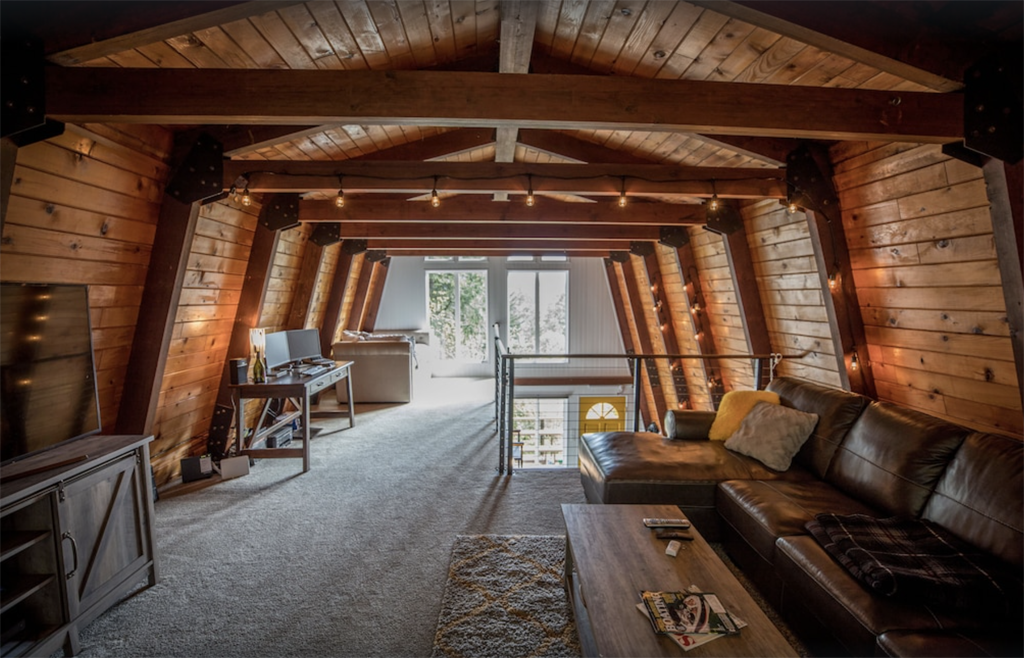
[850,351,859,371]
[828,272,838,290]
[335,189,345,208]
[709,194,719,211]
[241,187,252,206]
[618,192,627,208]
[526,193,535,207]
[431,190,440,207]
[787,202,798,215]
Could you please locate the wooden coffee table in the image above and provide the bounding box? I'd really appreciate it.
[562,504,798,657]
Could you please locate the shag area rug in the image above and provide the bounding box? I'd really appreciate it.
[431,535,581,658]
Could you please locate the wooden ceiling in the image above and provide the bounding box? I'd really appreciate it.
[6,0,1020,255]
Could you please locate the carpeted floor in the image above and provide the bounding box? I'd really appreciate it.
[64,378,588,657]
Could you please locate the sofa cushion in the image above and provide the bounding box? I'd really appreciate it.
[775,535,994,657]
[579,431,813,507]
[877,630,1024,658]
[825,402,969,517]
[707,390,779,440]
[724,401,818,471]
[664,410,717,440]
[717,479,877,563]
[806,514,1022,616]
[766,377,869,478]
[922,431,1024,569]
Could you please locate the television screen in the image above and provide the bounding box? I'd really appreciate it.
[1,283,101,465]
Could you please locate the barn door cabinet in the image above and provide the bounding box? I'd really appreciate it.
[0,435,158,657]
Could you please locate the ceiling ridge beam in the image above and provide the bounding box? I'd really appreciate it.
[46,69,963,143]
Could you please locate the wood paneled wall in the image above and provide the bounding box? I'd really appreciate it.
[831,142,1021,438]
[741,199,842,388]
[3,124,171,435]
[688,227,755,391]
[150,196,259,484]
[655,243,712,411]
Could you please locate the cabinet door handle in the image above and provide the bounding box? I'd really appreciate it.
[62,531,79,580]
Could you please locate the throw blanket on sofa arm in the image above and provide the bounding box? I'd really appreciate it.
[806,513,1023,617]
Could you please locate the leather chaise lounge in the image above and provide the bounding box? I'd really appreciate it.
[579,377,1023,657]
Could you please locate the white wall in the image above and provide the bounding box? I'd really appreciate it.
[374,256,628,377]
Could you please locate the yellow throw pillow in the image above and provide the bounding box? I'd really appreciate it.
[708,390,781,441]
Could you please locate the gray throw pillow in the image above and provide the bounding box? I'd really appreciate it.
[724,401,819,471]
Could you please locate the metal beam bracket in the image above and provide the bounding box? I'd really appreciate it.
[258,193,301,231]
[309,222,342,246]
[342,239,368,255]
[786,144,840,225]
[964,50,1023,164]
[659,226,690,248]
[165,132,224,203]
[703,201,744,235]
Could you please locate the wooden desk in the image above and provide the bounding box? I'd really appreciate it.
[562,504,798,658]
[230,361,354,473]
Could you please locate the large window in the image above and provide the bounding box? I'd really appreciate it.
[427,270,488,362]
[507,270,568,357]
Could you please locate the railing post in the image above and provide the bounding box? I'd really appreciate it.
[498,353,506,473]
[632,356,643,432]
[506,358,516,474]
[753,357,764,390]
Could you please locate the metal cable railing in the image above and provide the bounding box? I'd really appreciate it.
[492,326,782,474]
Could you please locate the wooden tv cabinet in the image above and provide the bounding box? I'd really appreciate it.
[1,435,159,657]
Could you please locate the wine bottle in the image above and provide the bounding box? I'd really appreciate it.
[253,349,266,383]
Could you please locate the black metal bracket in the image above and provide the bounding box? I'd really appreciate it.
[309,222,342,246]
[963,50,1023,164]
[365,249,388,262]
[258,193,301,231]
[342,239,368,255]
[165,132,224,203]
[785,143,841,225]
[607,251,630,263]
[629,241,654,257]
[659,225,690,248]
[703,200,744,235]
[207,404,234,459]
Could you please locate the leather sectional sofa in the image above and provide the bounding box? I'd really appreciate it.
[579,376,1023,657]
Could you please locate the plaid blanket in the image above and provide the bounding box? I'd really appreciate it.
[806,513,1022,616]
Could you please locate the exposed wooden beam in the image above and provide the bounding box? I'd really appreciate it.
[116,196,200,436]
[362,259,390,332]
[333,222,662,241]
[346,258,373,332]
[983,158,1024,410]
[691,134,796,168]
[225,161,785,199]
[285,241,323,330]
[689,1,965,91]
[621,255,668,430]
[38,1,305,66]
[355,128,495,162]
[517,129,655,165]
[0,138,17,233]
[46,69,963,143]
[641,248,687,413]
[493,0,539,201]
[208,222,281,458]
[300,197,705,224]
[362,238,632,252]
[673,240,720,408]
[319,248,354,357]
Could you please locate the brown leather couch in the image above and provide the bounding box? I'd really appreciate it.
[331,337,414,403]
[579,377,1023,657]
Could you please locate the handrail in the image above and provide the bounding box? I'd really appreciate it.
[493,349,784,475]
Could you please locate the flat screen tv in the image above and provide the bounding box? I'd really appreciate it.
[1,282,101,466]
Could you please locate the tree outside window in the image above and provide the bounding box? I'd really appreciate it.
[507,270,567,360]
[428,271,488,362]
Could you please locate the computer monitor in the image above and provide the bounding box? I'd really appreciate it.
[264,331,291,370]
[287,328,322,362]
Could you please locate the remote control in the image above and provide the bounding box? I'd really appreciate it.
[643,517,691,529]
[654,528,694,540]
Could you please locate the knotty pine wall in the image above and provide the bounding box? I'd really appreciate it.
[831,142,1021,438]
[3,124,171,433]
[741,199,842,388]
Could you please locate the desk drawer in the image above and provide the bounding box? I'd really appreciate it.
[309,376,332,394]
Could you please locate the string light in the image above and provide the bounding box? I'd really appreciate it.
[708,194,720,212]
[240,186,252,207]
[431,176,441,208]
[335,175,345,208]
[618,176,627,208]
[828,271,838,291]
[787,201,798,214]
[525,174,535,207]
[850,350,860,372]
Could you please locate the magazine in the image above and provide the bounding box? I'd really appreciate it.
[634,603,748,652]
[639,590,741,636]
